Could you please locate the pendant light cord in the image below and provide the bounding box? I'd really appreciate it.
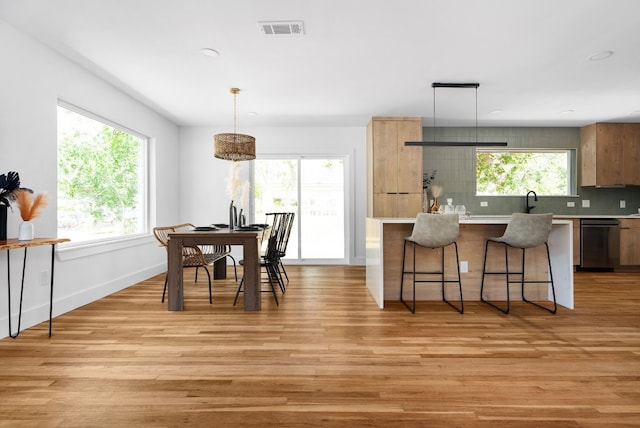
[475,86,478,143]
[432,85,436,142]
[432,85,478,142]
[233,90,238,134]
[409,83,506,146]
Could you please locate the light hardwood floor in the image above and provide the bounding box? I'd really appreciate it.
[1,266,639,427]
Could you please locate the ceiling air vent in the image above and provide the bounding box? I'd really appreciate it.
[258,21,305,36]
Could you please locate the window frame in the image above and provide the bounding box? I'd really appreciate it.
[251,154,350,265]
[56,100,150,252]
[475,148,577,197]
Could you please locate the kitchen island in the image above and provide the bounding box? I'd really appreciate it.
[366,216,574,310]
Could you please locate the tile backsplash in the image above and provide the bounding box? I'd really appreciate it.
[421,126,640,216]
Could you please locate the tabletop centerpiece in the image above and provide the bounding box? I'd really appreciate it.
[15,189,48,240]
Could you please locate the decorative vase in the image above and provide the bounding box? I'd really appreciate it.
[229,200,236,229]
[0,204,7,241]
[18,221,34,241]
[239,208,245,227]
[429,197,440,214]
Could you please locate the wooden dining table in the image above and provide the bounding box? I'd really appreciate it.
[167,228,261,311]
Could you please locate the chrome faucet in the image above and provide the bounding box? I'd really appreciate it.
[526,190,538,214]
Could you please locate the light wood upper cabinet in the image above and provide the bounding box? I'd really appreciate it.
[367,117,423,217]
[581,123,640,186]
[623,124,640,184]
[619,218,640,266]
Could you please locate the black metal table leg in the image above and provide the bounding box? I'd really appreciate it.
[6,244,58,338]
[7,247,28,338]
[49,244,56,337]
[2,238,67,339]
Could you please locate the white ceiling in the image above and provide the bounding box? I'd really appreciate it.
[2,0,640,128]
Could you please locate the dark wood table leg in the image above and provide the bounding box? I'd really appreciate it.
[242,236,261,311]
[213,258,227,279]
[167,237,184,311]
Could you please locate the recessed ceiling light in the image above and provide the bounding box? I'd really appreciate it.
[201,48,220,57]
[247,111,259,117]
[489,109,503,114]
[562,109,575,114]
[588,50,613,61]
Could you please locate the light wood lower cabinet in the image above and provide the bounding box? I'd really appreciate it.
[372,193,423,218]
[619,219,640,266]
[572,218,580,266]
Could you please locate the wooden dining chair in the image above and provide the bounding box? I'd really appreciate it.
[152,224,213,303]
[265,212,295,288]
[234,231,280,306]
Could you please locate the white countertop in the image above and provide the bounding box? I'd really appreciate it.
[554,214,640,219]
[371,216,572,225]
[371,214,640,223]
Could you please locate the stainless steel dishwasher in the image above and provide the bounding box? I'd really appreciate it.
[580,218,619,270]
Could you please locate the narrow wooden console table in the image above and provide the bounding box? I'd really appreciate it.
[1,238,69,338]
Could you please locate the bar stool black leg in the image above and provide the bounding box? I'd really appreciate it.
[480,241,510,314]
[442,242,464,314]
[400,240,415,313]
[521,243,557,314]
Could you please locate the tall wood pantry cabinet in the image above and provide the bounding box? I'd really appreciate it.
[580,123,640,186]
[366,117,423,217]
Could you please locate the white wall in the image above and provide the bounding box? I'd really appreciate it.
[0,20,180,339]
[0,19,368,339]
[179,126,367,264]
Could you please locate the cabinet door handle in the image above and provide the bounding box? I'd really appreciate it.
[398,192,409,194]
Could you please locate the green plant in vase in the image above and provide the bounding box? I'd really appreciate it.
[0,171,32,240]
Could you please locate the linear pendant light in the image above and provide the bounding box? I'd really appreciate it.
[405,82,507,147]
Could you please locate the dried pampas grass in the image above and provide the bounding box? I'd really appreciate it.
[15,190,48,221]
[431,184,443,198]
[226,162,241,201]
[225,162,250,208]
[240,181,250,208]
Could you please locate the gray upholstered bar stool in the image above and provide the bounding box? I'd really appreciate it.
[400,213,464,314]
[480,213,557,314]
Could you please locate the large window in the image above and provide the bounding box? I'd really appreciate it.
[57,103,148,243]
[254,156,346,262]
[476,149,574,196]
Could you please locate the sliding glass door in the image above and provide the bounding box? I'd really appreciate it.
[253,156,347,263]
